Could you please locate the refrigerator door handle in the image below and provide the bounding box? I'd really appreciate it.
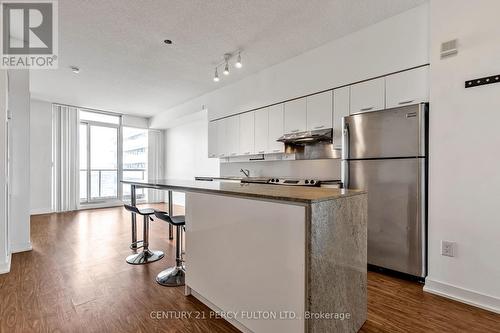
[342,121,350,160]
[341,160,349,189]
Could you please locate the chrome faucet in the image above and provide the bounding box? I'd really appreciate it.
[240,169,250,178]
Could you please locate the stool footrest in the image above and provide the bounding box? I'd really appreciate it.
[130,240,144,249]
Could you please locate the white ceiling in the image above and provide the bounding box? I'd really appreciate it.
[30,0,427,117]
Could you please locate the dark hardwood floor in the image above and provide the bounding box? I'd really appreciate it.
[0,205,499,332]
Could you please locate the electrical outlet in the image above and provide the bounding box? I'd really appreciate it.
[441,241,456,257]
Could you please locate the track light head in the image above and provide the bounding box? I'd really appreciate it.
[213,68,220,82]
[235,53,242,69]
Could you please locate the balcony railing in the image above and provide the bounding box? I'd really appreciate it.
[80,168,147,203]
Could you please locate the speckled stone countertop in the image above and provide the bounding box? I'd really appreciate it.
[121,179,364,204]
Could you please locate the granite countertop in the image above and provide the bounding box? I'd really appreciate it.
[121,179,364,204]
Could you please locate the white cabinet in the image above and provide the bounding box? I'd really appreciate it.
[386,66,429,109]
[284,98,307,134]
[208,121,218,158]
[350,77,385,114]
[239,112,255,155]
[306,91,332,131]
[226,116,240,157]
[216,118,227,157]
[254,108,269,154]
[268,104,284,153]
[333,87,350,149]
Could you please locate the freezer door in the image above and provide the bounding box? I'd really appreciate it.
[343,104,426,159]
[347,158,426,277]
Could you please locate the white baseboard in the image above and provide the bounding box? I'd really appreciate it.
[10,241,32,253]
[0,253,11,274]
[189,287,253,333]
[30,208,53,215]
[424,278,500,314]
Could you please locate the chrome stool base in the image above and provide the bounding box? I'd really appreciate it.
[126,250,164,265]
[156,266,185,286]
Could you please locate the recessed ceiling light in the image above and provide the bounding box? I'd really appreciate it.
[163,39,173,45]
[70,66,80,74]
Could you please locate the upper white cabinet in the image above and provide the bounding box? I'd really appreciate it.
[385,66,429,109]
[254,108,269,154]
[350,77,385,114]
[216,118,227,157]
[239,112,255,155]
[333,87,350,149]
[284,98,307,134]
[268,104,284,153]
[208,121,218,158]
[306,91,333,131]
[208,67,429,158]
[226,116,240,157]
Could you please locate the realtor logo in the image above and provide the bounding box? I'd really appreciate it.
[1,0,58,69]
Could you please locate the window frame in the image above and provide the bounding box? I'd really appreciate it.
[79,113,123,205]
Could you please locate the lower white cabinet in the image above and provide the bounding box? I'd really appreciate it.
[350,77,385,114]
[386,66,429,109]
[254,108,269,154]
[208,121,218,158]
[268,104,284,153]
[239,111,255,155]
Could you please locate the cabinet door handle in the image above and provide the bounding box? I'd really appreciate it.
[231,153,237,156]
[360,106,374,112]
[258,151,265,154]
[290,129,300,133]
[273,149,281,152]
[244,152,250,155]
[398,99,414,105]
[313,125,325,129]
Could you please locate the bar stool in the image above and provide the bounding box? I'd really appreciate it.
[153,210,185,286]
[124,204,165,265]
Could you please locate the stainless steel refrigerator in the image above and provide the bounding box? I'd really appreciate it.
[342,103,428,278]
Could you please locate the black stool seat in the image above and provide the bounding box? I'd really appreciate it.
[124,204,161,216]
[154,211,185,226]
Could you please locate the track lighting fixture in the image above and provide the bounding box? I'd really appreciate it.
[211,50,243,82]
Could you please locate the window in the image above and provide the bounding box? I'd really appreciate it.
[79,111,120,204]
[122,127,148,201]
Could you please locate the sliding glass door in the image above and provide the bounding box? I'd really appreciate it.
[79,111,120,204]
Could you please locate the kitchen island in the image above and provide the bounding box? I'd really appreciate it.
[122,179,367,333]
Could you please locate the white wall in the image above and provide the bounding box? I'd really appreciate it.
[164,110,219,205]
[423,0,500,313]
[30,99,52,214]
[0,70,9,273]
[8,70,32,254]
[150,4,429,127]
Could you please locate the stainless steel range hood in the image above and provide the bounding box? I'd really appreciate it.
[277,128,333,145]
[277,128,340,160]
